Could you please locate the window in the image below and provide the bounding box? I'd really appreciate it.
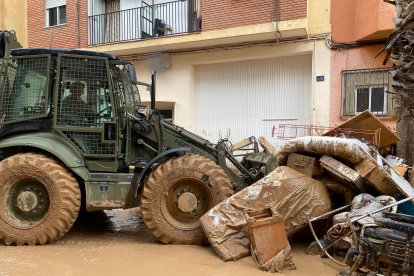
[355,86,387,114]
[45,0,66,27]
[0,56,49,123]
[158,109,173,122]
[342,68,395,116]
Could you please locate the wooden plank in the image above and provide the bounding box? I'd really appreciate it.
[324,110,400,148]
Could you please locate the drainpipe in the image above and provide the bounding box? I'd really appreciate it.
[187,0,194,32]
[77,0,81,48]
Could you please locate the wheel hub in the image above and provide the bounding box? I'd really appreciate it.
[5,178,51,229]
[177,192,198,213]
[163,177,213,230]
[16,191,39,212]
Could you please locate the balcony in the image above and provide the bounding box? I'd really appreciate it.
[86,0,311,56]
[88,0,201,46]
[331,0,395,43]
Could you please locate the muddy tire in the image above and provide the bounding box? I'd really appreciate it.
[141,154,233,245]
[0,153,81,245]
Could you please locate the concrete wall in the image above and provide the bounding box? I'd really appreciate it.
[134,39,331,131]
[331,0,395,42]
[330,0,396,129]
[0,0,28,47]
[308,0,330,35]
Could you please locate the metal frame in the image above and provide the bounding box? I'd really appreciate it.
[0,54,51,125]
[341,68,394,117]
[307,196,414,266]
[88,0,202,45]
[53,53,118,158]
[354,85,388,115]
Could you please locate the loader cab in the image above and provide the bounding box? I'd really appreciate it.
[0,48,141,172]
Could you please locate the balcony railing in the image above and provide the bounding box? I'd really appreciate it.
[88,0,201,45]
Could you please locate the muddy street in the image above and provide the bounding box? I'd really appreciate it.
[0,209,339,276]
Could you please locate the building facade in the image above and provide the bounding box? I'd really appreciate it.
[0,0,27,46]
[26,0,333,145]
[330,0,396,129]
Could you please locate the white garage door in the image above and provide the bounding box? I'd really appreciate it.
[195,55,312,147]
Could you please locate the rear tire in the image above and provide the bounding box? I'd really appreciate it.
[141,154,233,244]
[0,153,81,245]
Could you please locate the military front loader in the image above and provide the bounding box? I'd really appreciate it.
[0,31,277,245]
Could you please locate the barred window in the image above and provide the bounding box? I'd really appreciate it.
[342,68,395,116]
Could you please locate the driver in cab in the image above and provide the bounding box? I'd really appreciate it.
[62,82,96,125]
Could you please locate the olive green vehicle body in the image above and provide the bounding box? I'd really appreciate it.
[0,31,276,212]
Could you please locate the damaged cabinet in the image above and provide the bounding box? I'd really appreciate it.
[287,153,321,177]
[244,209,289,266]
[319,155,365,192]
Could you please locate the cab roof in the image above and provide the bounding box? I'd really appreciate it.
[10,48,118,60]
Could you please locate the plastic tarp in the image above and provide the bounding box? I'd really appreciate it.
[277,136,372,166]
[200,166,332,262]
[252,244,296,273]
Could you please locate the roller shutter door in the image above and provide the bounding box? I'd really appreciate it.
[195,55,312,146]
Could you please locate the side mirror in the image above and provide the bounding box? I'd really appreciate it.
[150,71,156,110]
[127,64,138,84]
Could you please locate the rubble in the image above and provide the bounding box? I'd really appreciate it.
[323,110,400,149]
[201,112,414,274]
[200,166,331,263]
[278,136,414,200]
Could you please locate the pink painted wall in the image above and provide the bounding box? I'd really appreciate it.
[331,0,395,42]
[329,45,396,129]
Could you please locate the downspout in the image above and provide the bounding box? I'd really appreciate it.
[272,0,281,40]
[77,0,81,48]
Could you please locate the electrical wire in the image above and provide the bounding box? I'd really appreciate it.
[120,34,330,61]
[325,34,387,50]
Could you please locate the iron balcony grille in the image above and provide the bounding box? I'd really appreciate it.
[88,0,201,45]
[341,68,396,117]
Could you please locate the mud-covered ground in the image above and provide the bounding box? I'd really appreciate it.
[0,209,340,276]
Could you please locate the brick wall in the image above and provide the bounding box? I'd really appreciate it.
[27,0,88,48]
[202,0,307,31]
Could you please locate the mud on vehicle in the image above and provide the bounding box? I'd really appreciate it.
[0,30,277,245]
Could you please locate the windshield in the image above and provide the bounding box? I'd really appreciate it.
[111,65,140,112]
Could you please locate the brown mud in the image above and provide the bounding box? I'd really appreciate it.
[0,208,340,275]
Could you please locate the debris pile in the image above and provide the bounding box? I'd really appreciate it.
[200,111,414,274]
[200,166,331,270]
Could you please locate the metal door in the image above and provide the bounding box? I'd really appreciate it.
[54,54,118,171]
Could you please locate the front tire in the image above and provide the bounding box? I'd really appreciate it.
[0,153,81,245]
[141,154,233,245]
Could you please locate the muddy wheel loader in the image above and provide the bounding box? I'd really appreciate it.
[0,30,277,245]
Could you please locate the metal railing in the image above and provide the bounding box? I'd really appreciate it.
[341,68,396,117]
[88,0,201,45]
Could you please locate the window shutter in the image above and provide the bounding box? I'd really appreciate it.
[45,0,66,9]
